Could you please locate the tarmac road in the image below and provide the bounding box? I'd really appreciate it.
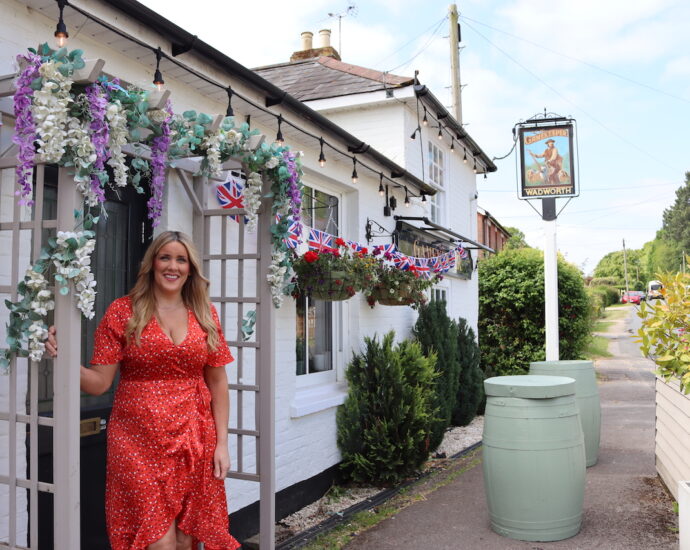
[345,304,679,549]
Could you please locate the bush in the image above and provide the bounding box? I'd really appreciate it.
[478,248,592,376]
[589,276,621,287]
[586,287,606,320]
[336,332,437,484]
[590,284,620,307]
[413,301,460,451]
[452,318,483,426]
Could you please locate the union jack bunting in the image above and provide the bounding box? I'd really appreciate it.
[216,174,246,223]
[414,257,431,278]
[374,243,397,255]
[283,220,301,249]
[308,228,335,252]
[393,253,411,270]
[457,245,469,259]
[347,240,364,252]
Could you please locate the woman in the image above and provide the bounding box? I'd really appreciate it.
[47,231,240,550]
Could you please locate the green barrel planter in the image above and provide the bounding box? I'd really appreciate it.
[483,375,586,542]
[529,360,601,467]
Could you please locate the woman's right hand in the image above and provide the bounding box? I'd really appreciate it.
[45,326,58,358]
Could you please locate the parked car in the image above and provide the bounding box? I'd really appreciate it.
[621,290,645,305]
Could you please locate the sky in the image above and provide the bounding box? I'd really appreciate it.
[139,0,690,275]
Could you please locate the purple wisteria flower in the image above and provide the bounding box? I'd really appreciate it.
[282,150,302,236]
[12,53,42,206]
[86,83,109,204]
[147,101,172,227]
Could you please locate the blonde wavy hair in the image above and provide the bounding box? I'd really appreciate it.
[126,231,219,350]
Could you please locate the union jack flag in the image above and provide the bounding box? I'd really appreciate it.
[347,240,364,252]
[308,228,335,252]
[283,220,301,249]
[414,257,431,278]
[216,174,246,223]
[457,245,469,260]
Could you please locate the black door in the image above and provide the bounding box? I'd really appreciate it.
[33,169,152,549]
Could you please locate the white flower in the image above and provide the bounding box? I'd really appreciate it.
[106,100,129,187]
[202,130,225,177]
[32,61,73,164]
[243,171,263,233]
[148,108,169,124]
[264,156,279,169]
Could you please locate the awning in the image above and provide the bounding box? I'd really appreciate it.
[393,216,495,254]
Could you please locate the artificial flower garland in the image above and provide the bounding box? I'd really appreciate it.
[3,43,304,368]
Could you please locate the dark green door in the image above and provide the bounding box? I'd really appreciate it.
[34,168,152,549]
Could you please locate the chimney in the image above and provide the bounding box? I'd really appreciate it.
[300,32,313,51]
[318,29,331,48]
[290,29,341,62]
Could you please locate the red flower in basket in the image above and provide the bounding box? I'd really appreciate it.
[303,250,319,263]
[335,237,347,247]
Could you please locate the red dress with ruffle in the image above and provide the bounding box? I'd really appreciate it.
[91,296,240,550]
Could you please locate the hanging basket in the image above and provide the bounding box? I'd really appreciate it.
[300,270,356,301]
[369,283,415,306]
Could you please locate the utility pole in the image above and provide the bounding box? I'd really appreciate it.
[622,238,630,294]
[449,4,463,124]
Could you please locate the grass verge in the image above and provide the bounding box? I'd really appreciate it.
[299,450,481,549]
[584,335,612,359]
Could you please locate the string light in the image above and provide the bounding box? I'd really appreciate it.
[225,87,234,117]
[378,173,385,196]
[463,149,467,163]
[473,157,477,174]
[410,126,420,141]
[318,138,326,167]
[275,114,284,146]
[421,192,427,203]
[153,47,165,91]
[54,0,69,47]
[484,172,487,179]
[422,107,428,126]
[437,125,443,140]
[450,139,455,153]
[351,157,358,184]
[404,187,410,207]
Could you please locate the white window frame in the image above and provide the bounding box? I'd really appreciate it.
[427,140,446,224]
[295,183,343,390]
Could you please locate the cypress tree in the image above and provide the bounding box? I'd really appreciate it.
[413,300,460,451]
[337,332,437,484]
[452,318,484,426]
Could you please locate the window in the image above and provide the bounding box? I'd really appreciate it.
[427,141,445,224]
[296,186,339,376]
[431,287,447,304]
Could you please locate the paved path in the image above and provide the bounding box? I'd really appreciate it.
[345,305,678,549]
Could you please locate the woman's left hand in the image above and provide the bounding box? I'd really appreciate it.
[213,444,230,480]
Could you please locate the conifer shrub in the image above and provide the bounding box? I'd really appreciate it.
[452,318,484,426]
[478,248,591,376]
[336,332,437,485]
[413,300,460,451]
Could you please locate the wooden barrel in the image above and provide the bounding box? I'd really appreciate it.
[483,375,586,542]
[529,360,601,467]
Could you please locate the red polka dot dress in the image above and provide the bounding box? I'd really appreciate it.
[91,296,240,550]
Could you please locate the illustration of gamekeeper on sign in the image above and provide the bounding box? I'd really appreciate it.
[518,123,576,198]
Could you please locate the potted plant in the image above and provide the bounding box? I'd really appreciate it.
[291,239,376,301]
[366,262,441,309]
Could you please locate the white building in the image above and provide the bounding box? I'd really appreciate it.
[0,1,495,548]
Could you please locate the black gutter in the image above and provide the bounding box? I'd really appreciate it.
[414,84,497,173]
[99,0,436,195]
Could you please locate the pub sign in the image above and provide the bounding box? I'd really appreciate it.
[518,123,576,199]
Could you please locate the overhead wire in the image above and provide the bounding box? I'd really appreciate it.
[373,15,447,68]
[459,14,690,106]
[461,19,681,175]
[386,15,448,73]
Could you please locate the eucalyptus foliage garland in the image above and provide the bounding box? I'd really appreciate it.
[2,43,304,370]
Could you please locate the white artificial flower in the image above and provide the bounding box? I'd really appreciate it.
[243,171,263,233]
[32,61,73,164]
[264,156,279,169]
[106,101,129,187]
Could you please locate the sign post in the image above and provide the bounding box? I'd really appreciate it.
[515,115,578,361]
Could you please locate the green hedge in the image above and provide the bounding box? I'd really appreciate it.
[478,248,592,376]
